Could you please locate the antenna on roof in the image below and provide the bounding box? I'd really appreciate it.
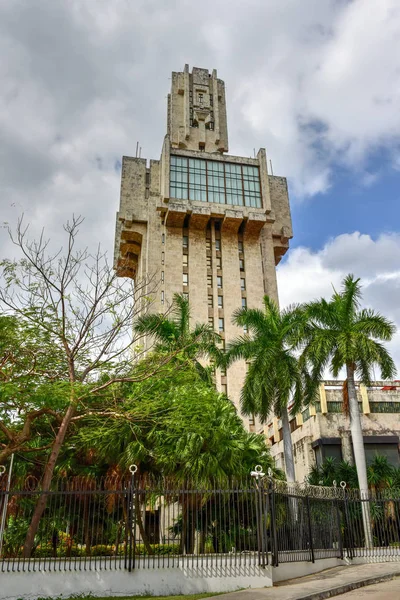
[139,147,142,158]
[135,142,139,158]
[269,159,274,176]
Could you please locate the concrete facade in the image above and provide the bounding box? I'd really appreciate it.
[266,381,400,482]
[0,556,272,600]
[114,65,292,425]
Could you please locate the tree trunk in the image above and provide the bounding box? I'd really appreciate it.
[134,492,153,555]
[0,446,17,466]
[22,403,76,558]
[281,406,296,483]
[346,363,373,547]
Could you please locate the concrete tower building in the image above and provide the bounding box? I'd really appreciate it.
[114,65,293,429]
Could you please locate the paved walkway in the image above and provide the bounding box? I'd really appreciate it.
[330,577,400,599]
[204,562,400,600]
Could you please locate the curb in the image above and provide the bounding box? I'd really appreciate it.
[294,571,400,600]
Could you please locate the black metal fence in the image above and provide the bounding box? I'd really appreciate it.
[0,473,399,572]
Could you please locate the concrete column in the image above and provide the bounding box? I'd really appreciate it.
[273,417,280,442]
[360,384,370,415]
[164,226,184,305]
[319,383,328,414]
[189,227,208,325]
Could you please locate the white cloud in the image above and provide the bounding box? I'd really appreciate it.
[277,232,400,373]
[0,0,400,334]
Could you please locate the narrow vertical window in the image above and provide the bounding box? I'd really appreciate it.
[161,233,165,244]
[215,239,221,251]
[241,278,246,290]
[161,291,164,304]
[217,276,222,289]
[242,297,247,309]
[208,295,213,307]
[183,235,188,248]
[218,296,223,308]
[183,254,188,267]
[238,240,244,253]
[239,258,245,271]
[161,252,165,265]
[183,273,188,286]
[218,318,224,332]
[216,256,222,269]
[207,274,212,287]
[161,271,164,283]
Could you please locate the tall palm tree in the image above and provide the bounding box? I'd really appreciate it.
[302,274,396,545]
[134,293,220,383]
[224,296,309,483]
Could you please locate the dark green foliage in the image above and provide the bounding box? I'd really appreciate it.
[302,274,396,387]
[224,297,309,420]
[75,358,281,485]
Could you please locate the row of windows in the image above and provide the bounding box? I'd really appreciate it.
[170,156,262,208]
[208,295,224,308]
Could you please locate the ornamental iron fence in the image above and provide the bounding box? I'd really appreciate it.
[0,471,399,572]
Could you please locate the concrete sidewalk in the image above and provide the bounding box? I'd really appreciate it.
[204,562,400,600]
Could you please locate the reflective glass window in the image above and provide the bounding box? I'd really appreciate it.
[170,156,261,208]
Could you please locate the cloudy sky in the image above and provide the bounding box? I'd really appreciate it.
[1,0,400,372]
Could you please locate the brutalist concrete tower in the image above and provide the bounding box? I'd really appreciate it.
[114,65,293,430]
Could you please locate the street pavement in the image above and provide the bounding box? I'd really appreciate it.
[333,577,400,598]
[202,562,400,600]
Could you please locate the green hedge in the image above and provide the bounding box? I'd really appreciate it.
[4,543,180,559]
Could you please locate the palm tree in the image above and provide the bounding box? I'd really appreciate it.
[302,274,396,545]
[224,296,309,483]
[134,293,219,383]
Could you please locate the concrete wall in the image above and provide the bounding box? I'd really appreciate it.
[0,556,272,600]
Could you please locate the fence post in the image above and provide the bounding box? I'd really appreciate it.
[251,465,268,568]
[127,465,137,572]
[258,478,268,567]
[305,495,315,563]
[342,483,353,560]
[269,478,279,567]
[334,497,344,560]
[262,480,270,567]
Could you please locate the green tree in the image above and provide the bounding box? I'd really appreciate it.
[0,314,68,464]
[302,274,396,545]
[0,216,169,557]
[224,296,309,483]
[134,293,220,384]
[76,358,281,554]
[76,358,278,483]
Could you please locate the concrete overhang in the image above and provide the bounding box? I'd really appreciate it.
[165,202,187,227]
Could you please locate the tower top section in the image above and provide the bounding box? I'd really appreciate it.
[167,64,229,154]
